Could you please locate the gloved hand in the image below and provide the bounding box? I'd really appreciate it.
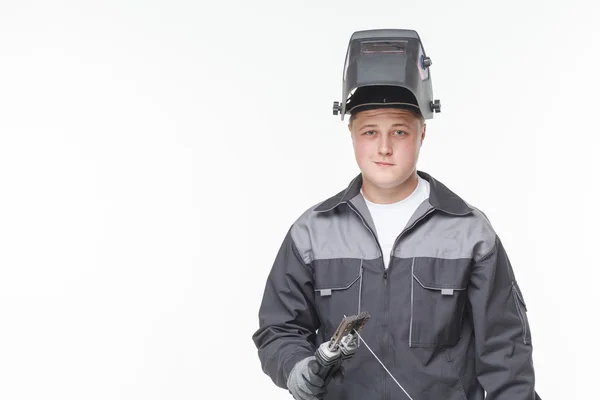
[286,356,327,400]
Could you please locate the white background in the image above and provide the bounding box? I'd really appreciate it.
[1,1,598,399]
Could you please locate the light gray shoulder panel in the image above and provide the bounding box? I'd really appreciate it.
[393,205,497,261]
[290,203,380,264]
[291,200,497,264]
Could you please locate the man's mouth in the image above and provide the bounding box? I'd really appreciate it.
[375,162,394,166]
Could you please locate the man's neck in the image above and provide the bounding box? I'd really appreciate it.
[361,172,419,205]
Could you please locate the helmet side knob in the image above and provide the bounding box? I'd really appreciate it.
[333,101,341,115]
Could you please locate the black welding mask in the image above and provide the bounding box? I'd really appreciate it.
[333,29,441,121]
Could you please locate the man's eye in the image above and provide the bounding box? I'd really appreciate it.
[363,130,376,136]
[394,130,406,136]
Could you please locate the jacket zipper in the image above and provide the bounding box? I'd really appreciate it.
[347,201,436,400]
[346,201,388,398]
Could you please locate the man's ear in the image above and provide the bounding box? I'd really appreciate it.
[420,123,427,145]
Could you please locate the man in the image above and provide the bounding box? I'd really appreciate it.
[252,30,539,400]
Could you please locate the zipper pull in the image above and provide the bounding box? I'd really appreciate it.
[383,270,388,280]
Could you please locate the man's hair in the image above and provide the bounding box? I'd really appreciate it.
[349,108,425,129]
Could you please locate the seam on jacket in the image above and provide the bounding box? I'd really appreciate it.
[480,235,517,282]
[357,259,364,348]
[474,234,498,264]
[358,259,363,314]
[291,234,314,274]
[443,349,469,400]
[409,257,415,347]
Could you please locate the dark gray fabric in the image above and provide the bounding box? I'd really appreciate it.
[252,171,538,399]
[252,227,319,389]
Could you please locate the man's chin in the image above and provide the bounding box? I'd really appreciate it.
[364,174,407,190]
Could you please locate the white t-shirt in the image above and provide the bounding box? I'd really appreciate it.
[362,176,430,269]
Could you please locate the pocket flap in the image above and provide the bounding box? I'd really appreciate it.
[313,258,362,292]
[412,257,471,293]
[512,281,528,311]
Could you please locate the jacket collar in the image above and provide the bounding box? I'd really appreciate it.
[314,170,473,215]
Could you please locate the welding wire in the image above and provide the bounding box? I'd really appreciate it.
[355,330,414,400]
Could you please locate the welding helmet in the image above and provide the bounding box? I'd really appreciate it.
[332,29,441,120]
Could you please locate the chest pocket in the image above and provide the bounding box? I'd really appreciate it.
[313,258,363,338]
[409,257,471,348]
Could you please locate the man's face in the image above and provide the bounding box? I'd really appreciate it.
[349,108,426,190]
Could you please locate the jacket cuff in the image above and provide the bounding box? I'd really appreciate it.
[283,350,313,385]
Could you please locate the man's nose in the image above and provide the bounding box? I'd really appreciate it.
[378,137,392,155]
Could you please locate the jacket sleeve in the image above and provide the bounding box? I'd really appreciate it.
[468,235,537,399]
[251,226,320,389]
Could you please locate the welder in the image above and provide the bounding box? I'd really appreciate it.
[253,29,542,400]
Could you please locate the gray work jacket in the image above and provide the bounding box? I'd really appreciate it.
[252,171,538,400]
